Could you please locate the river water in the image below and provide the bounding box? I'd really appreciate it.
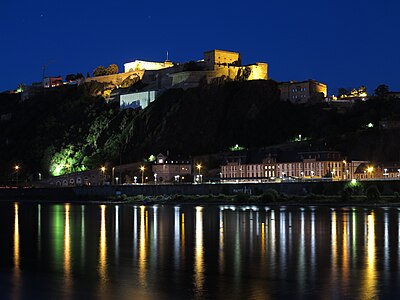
[0,202,399,299]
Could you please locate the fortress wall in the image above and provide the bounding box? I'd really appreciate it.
[85,71,144,86]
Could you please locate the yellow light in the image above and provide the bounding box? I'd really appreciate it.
[196,164,202,171]
[14,165,19,171]
[140,166,145,172]
[367,167,374,173]
[343,160,347,164]
[100,166,106,172]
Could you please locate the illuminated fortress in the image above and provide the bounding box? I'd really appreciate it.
[123,49,268,90]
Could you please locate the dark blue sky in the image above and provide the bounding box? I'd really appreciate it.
[1,0,399,95]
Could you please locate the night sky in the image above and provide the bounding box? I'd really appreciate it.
[1,0,399,95]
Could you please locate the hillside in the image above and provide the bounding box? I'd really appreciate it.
[0,80,400,183]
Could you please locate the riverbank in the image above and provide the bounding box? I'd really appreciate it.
[1,180,400,206]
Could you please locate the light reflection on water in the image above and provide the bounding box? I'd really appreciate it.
[4,204,400,299]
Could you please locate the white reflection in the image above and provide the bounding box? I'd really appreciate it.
[152,206,158,268]
[174,206,180,267]
[194,206,204,297]
[38,204,41,253]
[298,210,305,293]
[81,206,85,263]
[115,206,119,261]
[133,206,137,262]
[219,209,224,273]
[270,210,276,265]
[384,210,389,279]
[280,211,287,272]
[310,210,316,275]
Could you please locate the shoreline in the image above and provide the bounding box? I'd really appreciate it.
[1,195,400,208]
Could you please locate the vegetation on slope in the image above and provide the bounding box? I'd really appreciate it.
[0,79,400,183]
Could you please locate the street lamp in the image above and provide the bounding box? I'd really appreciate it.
[14,165,20,186]
[100,166,106,185]
[196,163,202,183]
[115,177,119,185]
[384,168,388,178]
[367,166,374,179]
[140,166,145,184]
[154,173,157,184]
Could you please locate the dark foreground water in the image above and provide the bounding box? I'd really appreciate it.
[0,202,400,299]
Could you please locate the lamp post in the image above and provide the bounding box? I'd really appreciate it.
[154,173,157,184]
[140,166,145,184]
[115,177,119,185]
[196,164,202,183]
[14,165,20,186]
[100,166,106,185]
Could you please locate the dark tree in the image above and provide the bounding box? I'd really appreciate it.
[93,66,107,77]
[337,88,349,97]
[374,84,389,97]
[106,64,119,75]
[65,74,77,82]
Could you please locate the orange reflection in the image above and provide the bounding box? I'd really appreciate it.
[14,203,20,270]
[139,206,147,286]
[99,205,107,284]
[261,222,265,256]
[342,213,349,284]
[194,206,204,297]
[64,204,72,290]
[331,210,337,283]
[12,203,21,300]
[361,212,377,299]
[181,212,185,258]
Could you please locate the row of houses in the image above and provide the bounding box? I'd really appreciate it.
[43,151,400,187]
[220,150,400,182]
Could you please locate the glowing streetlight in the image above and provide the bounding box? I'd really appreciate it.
[154,173,157,184]
[196,163,202,183]
[140,166,145,184]
[14,165,20,186]
[367,166,374,179]
[100,166,106,185]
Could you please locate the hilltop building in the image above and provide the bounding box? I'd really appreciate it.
[278,80,327,103]
[43,76,63,88]
[121,49,268,91]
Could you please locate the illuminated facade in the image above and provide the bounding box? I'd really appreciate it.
[279,80,327,103]
[124,60,174,72]
[152,153,192,182]
[120,91,158,109]
[43,76,63,88]
[123,49,268,92]
[221,151,354,181]
[44,169,104,186]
